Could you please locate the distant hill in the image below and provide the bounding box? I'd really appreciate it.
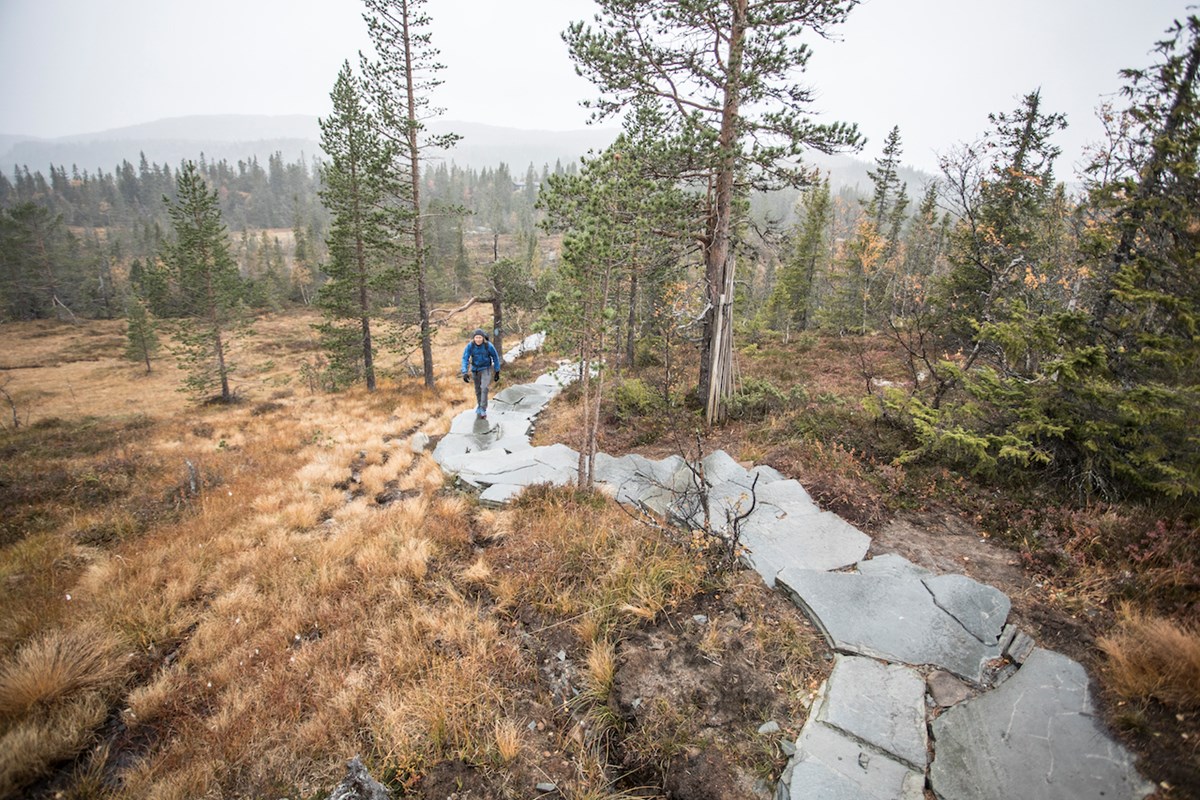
[0,114,936,211]
[0,115,621,174]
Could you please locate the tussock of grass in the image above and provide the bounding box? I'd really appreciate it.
[0,627,130,794]
[503,485,703,638]
[0,626,128,718]
[0,693,111,796]
[492,718,523,764]
[584,640,616,702]
[1099,604,1200,711]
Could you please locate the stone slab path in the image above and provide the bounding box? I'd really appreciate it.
[431,362,1154,800]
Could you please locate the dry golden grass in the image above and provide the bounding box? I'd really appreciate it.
[0,625,129,719]
[0,309,499,797]
[0,625,131,795]
[584,640,616,701]
[0,308,821,799]
[1100,604,1200,711]
[493,718,524,764]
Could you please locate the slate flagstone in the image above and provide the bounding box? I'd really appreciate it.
[775,565,1004,684]
[432,357,1155,800]
[930,648,1154,800]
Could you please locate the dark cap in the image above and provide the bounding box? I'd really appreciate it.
[472,328,488,339]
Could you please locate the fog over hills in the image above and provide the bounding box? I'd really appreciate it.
[0,115,622,175]
[0,114,935,201]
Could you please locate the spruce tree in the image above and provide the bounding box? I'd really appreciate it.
[317,61,399,391]
[0,202,76,321]
[123,294,159,373]
[161,161,243,402]
[1081,15,1200,498]
[763,176,832,336]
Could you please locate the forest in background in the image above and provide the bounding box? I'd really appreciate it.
[2,0,1200,796]
[0,149,579,320]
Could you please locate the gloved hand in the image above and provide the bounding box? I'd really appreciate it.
[461,372,470,383]
[493,372,501,385]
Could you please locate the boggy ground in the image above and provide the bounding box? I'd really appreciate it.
[530,332,1200,799]
[0,312,832,800]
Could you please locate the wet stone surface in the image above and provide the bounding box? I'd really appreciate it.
[433,361,1155,800]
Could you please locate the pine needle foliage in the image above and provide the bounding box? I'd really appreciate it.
[160,161,244,402]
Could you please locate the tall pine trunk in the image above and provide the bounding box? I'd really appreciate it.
[400,0,435,388]
[699,0,745,425]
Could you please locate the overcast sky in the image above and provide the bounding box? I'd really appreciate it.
[0,0,1192,173]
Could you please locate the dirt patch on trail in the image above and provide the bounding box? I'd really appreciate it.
[870,511,1030,595]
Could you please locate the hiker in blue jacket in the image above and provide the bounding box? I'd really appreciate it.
[461,328,501,418]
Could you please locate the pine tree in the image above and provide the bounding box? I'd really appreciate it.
[316,61,400,391]
[361,0,458,388]
[161,161,243,402]
[123,294,159,373]
[566,0,862,423]
[541,125,693,484]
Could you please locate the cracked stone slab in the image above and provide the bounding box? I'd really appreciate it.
[740,511,871,584]
[922,573,1010,645]
[776,567,1002,683]
[930,648,1154,800]
[816,655,928,771]
[490,383,556,414]
[777,716,924,800]
[593,453,688,516]
[857,553,933,580]
[451,443,579,489]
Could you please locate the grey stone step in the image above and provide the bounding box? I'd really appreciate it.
[930,648,1154,800]
[815,655,929,771]
[776,562,1005,684]
[779,716,925,800]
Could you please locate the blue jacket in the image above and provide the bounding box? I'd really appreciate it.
[461,340,501,374]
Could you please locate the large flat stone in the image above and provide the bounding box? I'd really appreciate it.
[857,554,933,580]
[502,331,546,363]
[740,511,871,584]
[593,453,688,516]
[776,567,1002,683]
[453,444,579,489]
[490,383,556,414]
[922,573,1010,645]
[695,449,754,488]
[754,479,818,512]
[817,655,928,771]
[779,717,924,800]
[535,361,585,389]
[479,482,527,506]
[930,648,1154,800]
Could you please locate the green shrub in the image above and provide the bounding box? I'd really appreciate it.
[728,377,801,420]
[634,337,664,368]
[612,377,661,423]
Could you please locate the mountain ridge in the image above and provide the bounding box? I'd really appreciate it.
[0,114,935,199]
[0,115,623,174]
